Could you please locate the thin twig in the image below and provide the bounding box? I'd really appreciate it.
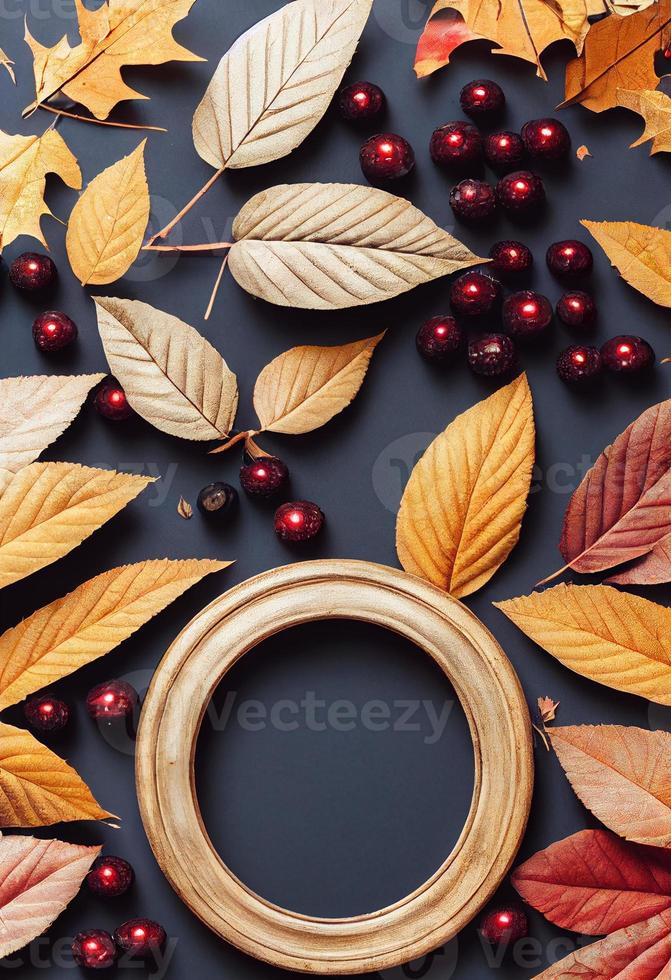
[245,435,271,460]
[142,242,234,253]
[209,430,253,455]
[38,103,167,132]
[204,254,229,320]
[146,168,225,245]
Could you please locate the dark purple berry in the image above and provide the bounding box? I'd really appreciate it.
[9,252,57,292]
[521,118,571,160]
[449,179,496,222]
[557,345,602,384]
[460,79,505,117]
[484,132,525,172]
[275,501,324,543]
[502,290,553,339]
[94,378,134,421]
[240,457,289,497]
[114,919,166,960]
[197,482,238,519]
[338,81,385,121]
[32,311,77,351]
[87,856,135,898]
[24,694,70,733]
[450,271,501,316]
[72,930,117,969]
[416,316,463,364]
[496,171,545,213]
[430,121,483,170]
[601,336,655,374]
[467,334,516,377]
[86,680,138,721]
[489,241,533,277]
[556,291,597,328]
[360,133,415,182]
[546,240,593,277]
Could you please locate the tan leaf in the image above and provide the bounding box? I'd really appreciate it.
[550,724,671,847]
[538,696,560,723]
[495,583,671,705]
[193,0,372,171]
[0,723,112,827]
[0,462,153,590]
[253,333,384,436]
[0,558,228,709]
[177,497,193,520]
[0,835,100,958]
[617,88,671,154]
[608,0,657,14]
[582,219,671,308]
[24,0,204,120]
[576,143,592,160]
[0,128,81,250]
[66,142,149,286]
[95,297,238,441]
[0,374,104,493]
[0,49,15,84]
[396,374,535,599]
[229,183,486,310]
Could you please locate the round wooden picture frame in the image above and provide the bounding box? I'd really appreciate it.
[136,559,533,975]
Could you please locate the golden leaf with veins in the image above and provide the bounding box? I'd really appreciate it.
[0,128,80,250]
[582,219,671,308]
[617,88,671,154]
[24,0,204,120]
[396,374,535,599]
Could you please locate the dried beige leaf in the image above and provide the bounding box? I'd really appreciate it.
[253,333,384,436]
[538,697,560,724]
[0,128,81,250]
[229,183,486,310]
[177,497,193,519]
[94,297,238,441]
[0,723,113,827]
[193,0,372,171]
[66,142,150,286]
[0,836,100,958]
[0,558,229,709]
[576,144,592,160]
[0,462,153,590]
[617,88,671,155]
[0,374,104,493]
[582,219,671,308]
[396,374,535,599]
[0,49,15,84]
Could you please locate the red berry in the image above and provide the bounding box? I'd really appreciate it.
[24,694,69,733]
[87,856,134,898]
[114,919,166,959]
[601,335,655,374]
[416,315,463,364]
[557,345,602,384]
[430,121,483,170]
[449,179,496,222]
[496,171,545,213]
[503,290,553,339]
[32,311,77,352]
[86,680,138,721]
[275,501,324,543]
[547,240,593,277]
[489,241,533,277]
[240,457,289,497]
[484,132,525,172]
[460,79,505,117]
[360,133,414,182]
[9,252,57,292]
[94,378,134,421]
[556,291,597,328]
[468,334,516,377]
[72,930,117,969]
[479,907,528,945]
[338,81,385,121]
[450,271,501,316]
[197,482,238,518]
[521,118,571,160]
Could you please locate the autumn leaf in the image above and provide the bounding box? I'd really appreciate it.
[538,697,559,724]
[24,0,204,120]
[576,143,592,159]
[396,374,535,599]
[550,725,671,847]
[66,142,149,286]
[0,374,104,493]
[229,183,486,310]
[0,462,153,590]
[583,219,671,308]
[617,88,671,154]
[414,0,591,80]
[0,128,80,250]
[95,297,238,440]
[495,584,671,705]
[0,836,100,958]
[177,497,193,520]
[535,913,671,978]
[0,49,15,84]
[607,534,671,585]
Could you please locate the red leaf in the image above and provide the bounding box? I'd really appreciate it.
[415,11,482,78]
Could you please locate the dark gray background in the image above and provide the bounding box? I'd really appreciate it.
[1,1,670,976]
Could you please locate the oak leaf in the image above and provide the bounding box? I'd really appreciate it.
[95,297,238,441]
[0,128,81,250]
[495,584,671,705]
[0,374,104,493]
[193,0,372,171]
[66,141,149,286]
[0,462,153,590]
[24,0,204,120]
[229,183,486,310]
[0,49,15,84]
[0,835,100,958]
[396,374,535,599]
[550,724,671,847]
[617,88,671,154]
[583,218,671,308]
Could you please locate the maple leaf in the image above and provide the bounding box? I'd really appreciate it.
[617,88,671,153]
[23,0,204,121]
[0,128,81,250]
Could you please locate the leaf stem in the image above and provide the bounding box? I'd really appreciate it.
[142,242,234,252]
[245,435,271,460]
[209,430,253,455]
[146,168,225,245]
[37,103,167,132]
[204,254,229,321]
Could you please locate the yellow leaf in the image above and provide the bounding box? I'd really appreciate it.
[0,374,104,494]
[66,142,149,286]
[396,374,535,599]
[177,497,193,520]
[0,723,112,827]
[0,128,81,250]
[0,49,15,84]
[495,584,671,705]
[0,462,153,590]
[617,88,671,155]
[24,0,204,121]
[253,333,384,436]
[581,219,671,308]
[0,559,229,709]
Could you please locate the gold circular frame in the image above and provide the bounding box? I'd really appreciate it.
[136,560,533,975]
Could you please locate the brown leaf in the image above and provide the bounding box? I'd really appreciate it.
[177,497,193,520]
[535,913,671,978]
[607,534,671,585]
[0,835,100,958]
[576,143,592,159]
[582,219,671,308]
[617,88,671,154]
[396,374,535,598]
[538,696,560,723]
[0,49,15,84]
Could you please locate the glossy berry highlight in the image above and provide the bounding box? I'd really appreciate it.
[521,118,571,160]
[467,334,516,377]
[416,316,464,364]
[601,335,655,374]
[430,121,483,170]
[94,378,134,421]
[9,252,57,292]
[546,240,593,277]
[360,133,414,182]
[338,81,385,121]
[502,290,553,339]
[449,179,496,222]
[114,919,167,959]
[275,501,325,543]
[87,856,135,898]
[556,291,597,328]
[484,132,525,172]
[496,171,545,213]
[489,241,533,277]
[197,482,238,519]
[460,79,505,117]
[479,907,528,945]
[557,345,602,384]
[32,311,77,352]
[450,271,501,316]
[71,929,117,969]
[86,680,138,722]
[24,694,70,733]
[240,457,289,497]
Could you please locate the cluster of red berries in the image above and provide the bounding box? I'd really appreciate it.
[7,252,80,352]
[23,681,138,734]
